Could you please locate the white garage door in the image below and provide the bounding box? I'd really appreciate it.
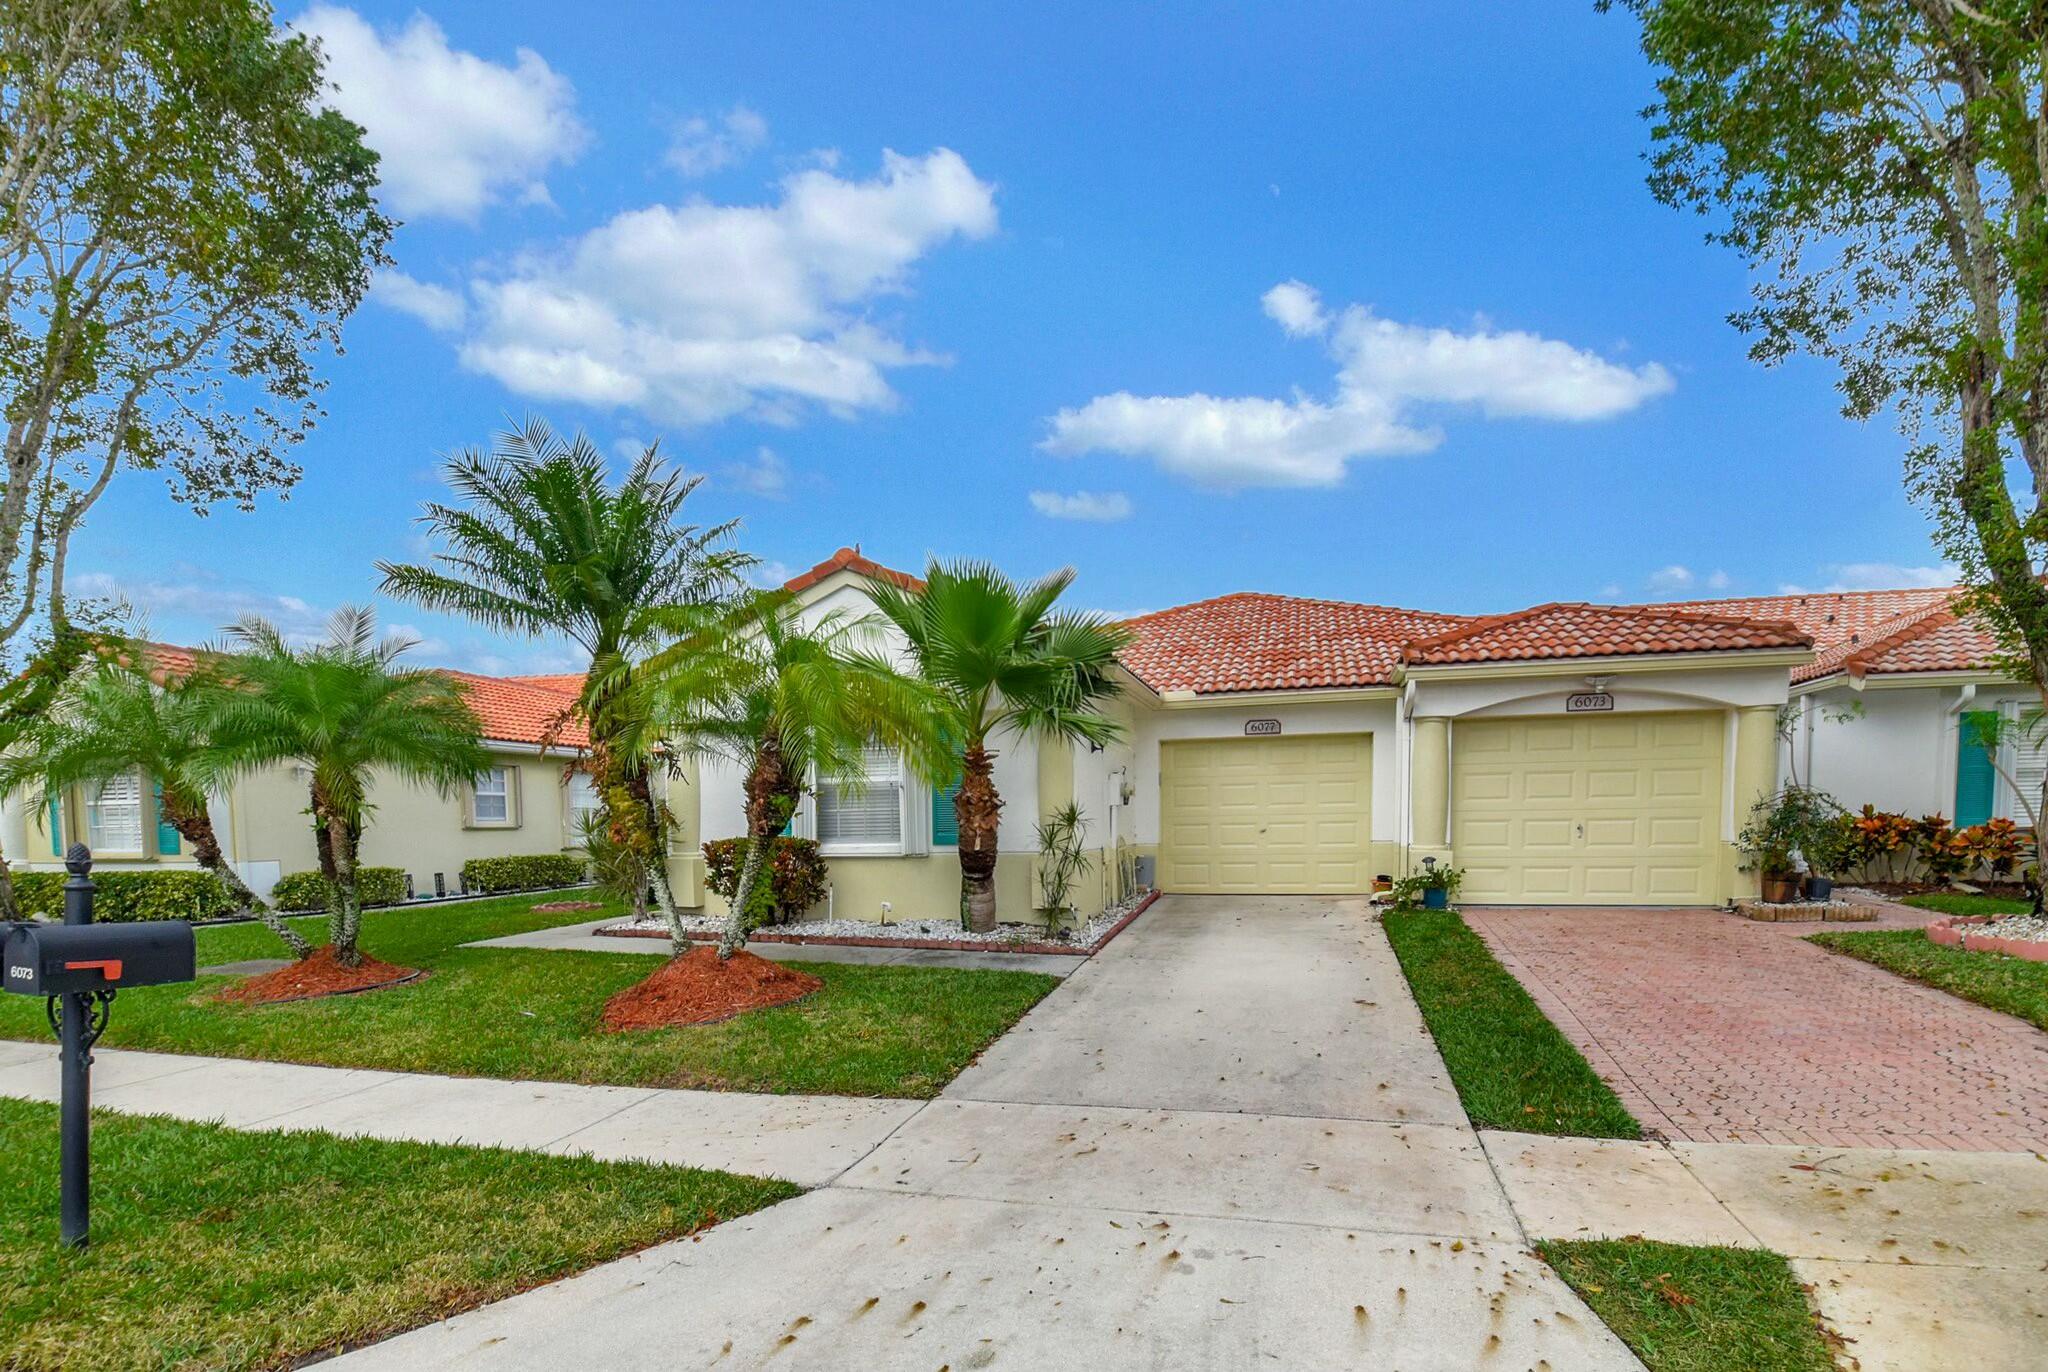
[1452,711,1724,905]
[1158,734,1373,893]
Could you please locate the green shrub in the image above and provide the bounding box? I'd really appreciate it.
[270,867,408,912]
[12,869,238,923]
[460,853,588,894]
[703,837,828,923]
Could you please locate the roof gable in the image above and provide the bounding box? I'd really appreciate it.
[1120,592,1470,694]
[1400,602,1811,667]
[783,546,923,596]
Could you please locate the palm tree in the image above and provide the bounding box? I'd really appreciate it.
[867,562,1133,932]
[208,608,489,967]
[1,644,313,957]
[377,418,748,933]
[638,596,949,957]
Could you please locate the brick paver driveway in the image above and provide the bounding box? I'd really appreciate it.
[1465,907,2048,1151]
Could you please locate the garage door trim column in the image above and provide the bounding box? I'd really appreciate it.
[1409,714,1452,872]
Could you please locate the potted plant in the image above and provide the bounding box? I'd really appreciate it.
[1393,859,1464,910]
[1740,787,1839,904]
[1800,810,1853,902]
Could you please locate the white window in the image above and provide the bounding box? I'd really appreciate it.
[86,771,146,854]
[567,772,602,825]
[2005,704,2048,823]
[815,744,903,852]
[471,767,512,825]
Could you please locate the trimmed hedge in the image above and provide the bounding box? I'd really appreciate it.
[460,854,588,895]
[271,867,408,913]
[703,837,829,923]
[12,869,239,923]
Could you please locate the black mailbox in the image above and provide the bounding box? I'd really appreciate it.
[3,921,196,997]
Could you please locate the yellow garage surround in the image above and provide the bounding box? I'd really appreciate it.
[1452,711,1724,905]
[1158,733,1373,893]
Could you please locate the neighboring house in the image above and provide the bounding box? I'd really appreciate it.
[683,550,2013,918]
[1662,589,2042,827]
[0,655,618,903]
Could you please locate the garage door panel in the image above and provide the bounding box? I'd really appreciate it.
[1159,734,1372,894]
[1452,711,1724,906]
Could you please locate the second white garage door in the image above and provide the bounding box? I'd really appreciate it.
[1158,734,1373,893]
[1452,711,1725,905]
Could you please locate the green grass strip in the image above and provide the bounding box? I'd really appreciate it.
[1811,927,2048,1032]
[1899,892,2031,917]
[1540,1239,1836,1372]
[1382,909,1639,1138]
[0,895,1059,1098]
[0,1098,798,1372]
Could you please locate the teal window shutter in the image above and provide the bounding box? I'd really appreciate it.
[931,752,964,847]
[152,780,181,856]
[46,795,61,856]
[1956,711,1999,827]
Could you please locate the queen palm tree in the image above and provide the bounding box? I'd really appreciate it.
[208,608,489,967]
[866,562,1133,932]
[638,595,949,958]
[1,644,313,957]
[377,418,748,933]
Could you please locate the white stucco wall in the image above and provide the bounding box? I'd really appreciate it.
[1795,679,2041,820]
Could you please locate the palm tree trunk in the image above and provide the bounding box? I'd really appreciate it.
[0,837,17,923]
[956,742,1003,933]
[310,781,364,968]
[718,736,801,960]
[161,787,311,960]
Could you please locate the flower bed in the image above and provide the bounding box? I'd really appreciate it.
[1925,913,2048,963]
[596,889,1160,957]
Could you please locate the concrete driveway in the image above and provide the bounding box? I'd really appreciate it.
[334,896,1639,1370]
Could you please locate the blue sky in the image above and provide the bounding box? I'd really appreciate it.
[81,0,1951,672]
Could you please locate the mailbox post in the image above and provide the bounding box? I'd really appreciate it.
[59,844,92,1248]
[1,843,196,1248]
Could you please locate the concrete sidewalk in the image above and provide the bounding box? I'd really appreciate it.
[0,1039,917,1187]
[468,915,1090,976]
[1484,1129,2048,1371]
[332,896,1643,1371]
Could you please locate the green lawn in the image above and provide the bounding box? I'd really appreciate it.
[1811,927,2048,1032]
[1900,891,2032,917]
[1540,1240,1836,1372]
[1383,909,1640,1138]
[0,897,1058,1097]
[0,1098,796,1372]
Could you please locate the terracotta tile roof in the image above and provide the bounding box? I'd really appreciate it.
[1401,602,1812,666]
[1119,593,1471,694]
[1835,607,1999,680]
[1643,588,1958,682]
[500,673,585,695]
[442,670,589,750]
[783,546,923,595]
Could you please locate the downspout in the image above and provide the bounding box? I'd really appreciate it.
[1946,683,1979,815]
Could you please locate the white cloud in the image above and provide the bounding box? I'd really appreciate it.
[74,570,331,642]
[457,148,997,426]
[370,269,466,331]
[1705,569,1732,590]
[1780,562,1959,594]
[1261,279,1328,338]
[749,560,797,589]
[292,5,587,221]
[1029,490,1133,522]
[722,446,790,498]
[1647,565,1695,592]
[667,106,769,177]
[1043,283,1672,489]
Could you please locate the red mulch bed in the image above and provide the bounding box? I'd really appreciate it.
[600,947,823,1031]
[213,946,426,1005]
[532,900,605,912]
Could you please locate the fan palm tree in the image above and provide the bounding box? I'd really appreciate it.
[638,595,950,957]
[1,644,313,957]
[867,562,1133,932]
[377,418,749,931]
[208,608,489,967]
